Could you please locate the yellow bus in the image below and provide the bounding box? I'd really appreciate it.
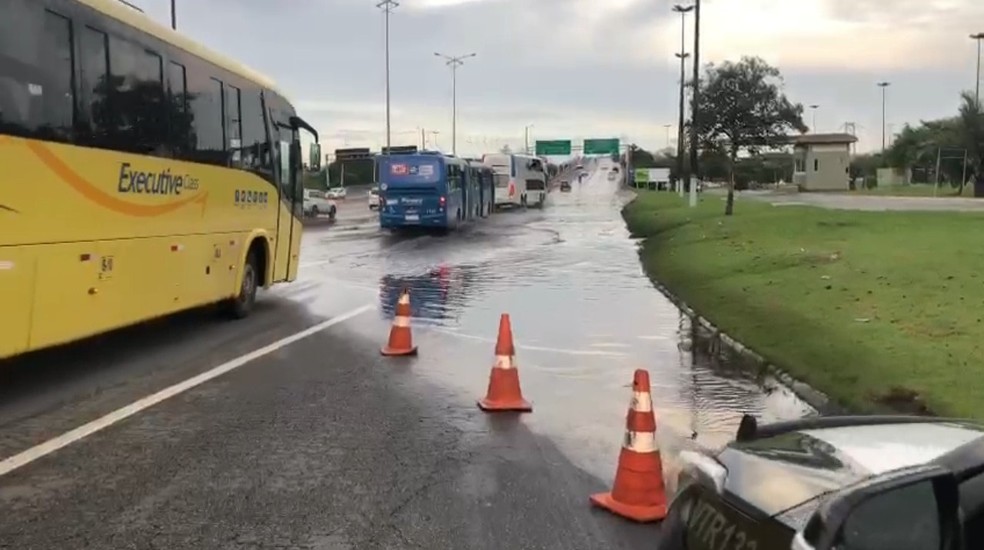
[0,0,322,360]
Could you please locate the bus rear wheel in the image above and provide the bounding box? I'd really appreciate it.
[227,249,259,319]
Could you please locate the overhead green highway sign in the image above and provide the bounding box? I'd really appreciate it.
[583,138,620,155]
[535,140,572,155]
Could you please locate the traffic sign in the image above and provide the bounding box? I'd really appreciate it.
[583,138,620,155]
[535,140,572,156]
[335,147,372,161]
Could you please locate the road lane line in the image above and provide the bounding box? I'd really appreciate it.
[0,303,375,478]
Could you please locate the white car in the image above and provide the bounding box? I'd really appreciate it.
[326,187,347,200]
[303,188,337,220]
[368,187,380,210]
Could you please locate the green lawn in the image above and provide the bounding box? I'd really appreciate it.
[624,191,984,418]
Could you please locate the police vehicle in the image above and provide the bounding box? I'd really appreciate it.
[661,414,984,550]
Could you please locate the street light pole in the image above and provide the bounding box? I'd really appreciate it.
[377,0,398,155]
[687,0,701,208]
[435,52,476,156]
[170,0,176,29]
[809,104,819,132]
[972,33,984,107]
[524,125,534,154]
[877,82,891,155]
[672,4,694,198]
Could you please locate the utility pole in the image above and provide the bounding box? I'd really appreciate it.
[877,81,891,155]
[376,0,398,155]
[524,125,534,154]
[688,0,701,208]
[420,127,425,150]
[170,0,176,29]
[809,104,819,132]
[435,52,477,156]
[972,33,984,107]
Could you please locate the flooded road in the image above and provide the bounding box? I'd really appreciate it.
[291,159,816,482]
[0,158,818,549]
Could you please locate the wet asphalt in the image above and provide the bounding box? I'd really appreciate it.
[0,160,813,549]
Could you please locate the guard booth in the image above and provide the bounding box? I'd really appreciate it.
[790,133,857,191]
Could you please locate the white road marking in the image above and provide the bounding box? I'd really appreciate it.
[0,303,375,478]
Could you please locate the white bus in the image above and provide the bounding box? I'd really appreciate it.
[482,153,547,209]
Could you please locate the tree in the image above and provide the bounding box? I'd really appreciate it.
[499,144,512,154]
[693,56,806,215]
[884,94,984,193]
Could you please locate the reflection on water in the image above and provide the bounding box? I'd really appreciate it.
[378,265,478,325]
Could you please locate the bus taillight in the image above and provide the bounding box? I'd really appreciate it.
[508,181,516,197]
[439,195,447,207]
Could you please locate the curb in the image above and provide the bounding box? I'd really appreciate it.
[645,275,846,416]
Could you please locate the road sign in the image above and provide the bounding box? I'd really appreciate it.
[335,147,372,161]
[535,140,572,156]
[583,138,620,155]
[382,145,418,155]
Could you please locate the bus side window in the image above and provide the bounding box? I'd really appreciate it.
[79,26,111,148]
[167,61,190,156]
[225,84,242,168]
[0,7,75,142]
[240,90,270,181]
[107,34,165,155]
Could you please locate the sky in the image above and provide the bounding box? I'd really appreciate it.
[133,0,984,157]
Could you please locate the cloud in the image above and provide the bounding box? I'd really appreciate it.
[134,0,982,155]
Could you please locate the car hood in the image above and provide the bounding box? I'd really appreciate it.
[718,422,984,524]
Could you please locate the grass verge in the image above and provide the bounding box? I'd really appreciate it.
[623,191,984,418]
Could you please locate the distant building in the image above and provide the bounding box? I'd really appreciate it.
[788,133,858,191]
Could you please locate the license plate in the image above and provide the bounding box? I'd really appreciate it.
[405,214,419,222]
[687,496,765,550]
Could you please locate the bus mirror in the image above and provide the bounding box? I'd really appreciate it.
[309,143,322,171]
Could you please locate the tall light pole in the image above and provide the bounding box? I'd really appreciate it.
[377,0,398,155]
[434,52,476,156]
[524,124,534,154]
[809,104,819,132]
[972,33,984,107]
[877,81,890,154]
[663,124,672,148]
[673,4,694,197]
[170,0,176,29]
[688,0,701,208]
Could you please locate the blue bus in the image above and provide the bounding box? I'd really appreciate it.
[378,152,493,231]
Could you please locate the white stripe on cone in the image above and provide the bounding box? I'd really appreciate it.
[623,431,658,453]
[398,294,410,305]
[393,316,410,328]
[631,391,653,413]
[493,355,514,370]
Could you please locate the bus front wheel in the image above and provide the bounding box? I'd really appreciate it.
[228,249,259,319]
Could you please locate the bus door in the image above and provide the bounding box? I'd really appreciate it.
[273,121,301,282]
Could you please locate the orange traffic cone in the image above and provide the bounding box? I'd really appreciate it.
[381,289,418,356]
[590,369,668,522]
[478,314,532,412]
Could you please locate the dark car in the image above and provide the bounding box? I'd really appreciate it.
[560,180,571,192]
[660,414,984,550]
